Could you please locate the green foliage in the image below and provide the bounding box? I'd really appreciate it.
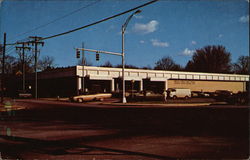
[185,45,231,73]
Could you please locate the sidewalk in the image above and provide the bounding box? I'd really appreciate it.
[9,97,229,109]
[103,102,213,107]
[40,97,217,107]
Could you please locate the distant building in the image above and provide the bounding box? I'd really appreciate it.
[4,65,249,98]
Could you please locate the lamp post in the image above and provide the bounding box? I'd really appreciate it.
[121,9,141,103]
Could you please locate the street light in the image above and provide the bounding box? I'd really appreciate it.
[121,9,141,103]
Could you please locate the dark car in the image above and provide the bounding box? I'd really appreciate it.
[191,91,211,98]
[213,90,233,101]
[227,91,249,105]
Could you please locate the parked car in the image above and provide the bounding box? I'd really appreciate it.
[18,90,32,98]
[143,90,162,97]
[227,91,249,105]
[126,90,141,97]
[167,88,191,99]
[70,93,112,103]
[192,91,211,98]
[191,91,200,97]
[213,90,233,101]
[204,92,212,97]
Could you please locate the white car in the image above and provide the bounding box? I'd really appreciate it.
[71,93,112,103]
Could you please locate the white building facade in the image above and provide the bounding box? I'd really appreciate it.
[76,66,249,94]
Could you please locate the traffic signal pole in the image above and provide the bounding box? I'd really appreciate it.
[77,48,122,56]
[74,10,141,104]
[75,47,124,102]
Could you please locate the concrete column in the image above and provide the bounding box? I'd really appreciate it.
[164,80,168,91]
[111,79,115,92]
[78,77,82,90]
[76,77,80,95]
[139,80,143,91]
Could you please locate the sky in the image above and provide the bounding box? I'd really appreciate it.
[0,0,249,68]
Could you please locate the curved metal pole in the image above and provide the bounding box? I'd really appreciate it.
[122,27,126,103]
[121,10,141,103]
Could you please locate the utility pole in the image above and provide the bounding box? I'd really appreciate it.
[1,33,6,103]
[28,36,44,99]
[16,43,31,92]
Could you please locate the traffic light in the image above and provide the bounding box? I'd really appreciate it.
[76,49,80,58]
[96,53,100,61]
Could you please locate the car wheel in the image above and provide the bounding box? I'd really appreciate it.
[173,96,177,100]
[77,98,83,103]
[185,96,189,100]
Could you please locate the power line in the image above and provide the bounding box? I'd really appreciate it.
[6,0,158,45]
[42,0,159,41]
[8,0,102,41]
[6,49,17,57]
[6,46,15,52]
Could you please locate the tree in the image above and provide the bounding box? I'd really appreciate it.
[101,61,113,67]
[14,49,34,74]
[0,55,16,74]
[141,65,152,70]
[38,55,56,71]
[154,56,182,71]
[185,45,231,73]
[11,61,34,75]
[115,64,139,69]
[232,56,249,74]
[77,57,92,66]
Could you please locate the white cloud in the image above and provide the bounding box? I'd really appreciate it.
[139,40,145,44]
[239,15,249,23]
[134,15,143,19]
[182,48,195,56]
[218,34,223,38]
[151,39,169,47]
[191,41,197,45]
[133,20,159,34]
[106,25,115,32]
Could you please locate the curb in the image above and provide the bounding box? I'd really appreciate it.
[101,102,212,107]
[38,98,213,106]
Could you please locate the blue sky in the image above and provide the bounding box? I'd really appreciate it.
[0,0,249,68]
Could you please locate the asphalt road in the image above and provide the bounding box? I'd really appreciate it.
[0,100,249,159]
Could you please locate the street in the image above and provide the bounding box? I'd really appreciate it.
[0,100,249,159]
